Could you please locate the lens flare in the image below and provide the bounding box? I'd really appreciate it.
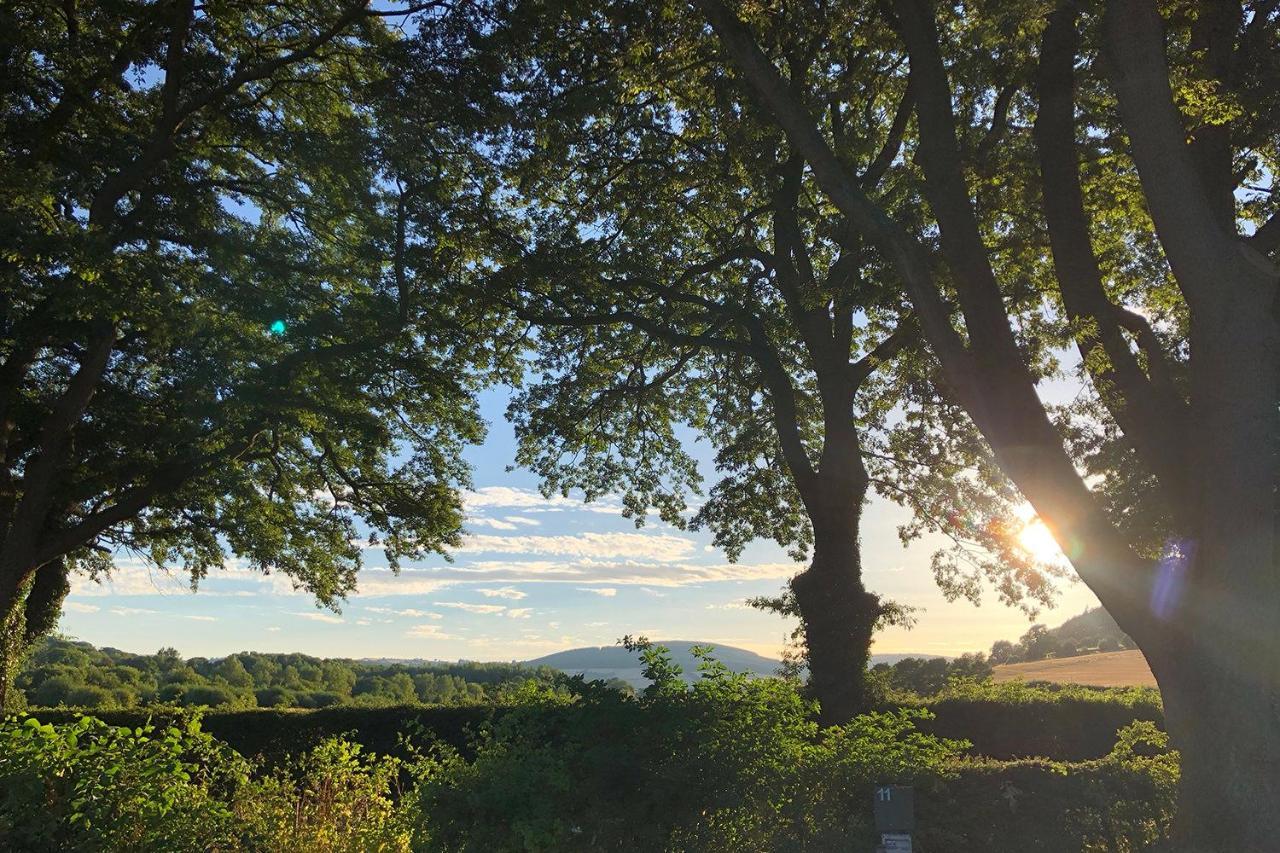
[1017,518,1064,562]
[269,319,286,336]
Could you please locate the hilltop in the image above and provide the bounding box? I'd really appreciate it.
[527,641,945,687]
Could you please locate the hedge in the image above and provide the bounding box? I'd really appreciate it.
[29,687,1165,764]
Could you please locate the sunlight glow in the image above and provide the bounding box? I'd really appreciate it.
[1017,517,1064,562]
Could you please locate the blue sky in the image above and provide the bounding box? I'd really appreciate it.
[56,385,1100,662]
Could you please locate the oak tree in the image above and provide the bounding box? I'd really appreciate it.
[0,1,499,705]
[693,0,1280,847]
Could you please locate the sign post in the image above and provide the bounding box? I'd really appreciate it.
[872,784,914,853]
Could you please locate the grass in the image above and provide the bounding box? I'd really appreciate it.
[992,650,1156,688]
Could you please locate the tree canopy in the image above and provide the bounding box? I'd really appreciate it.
[0,1,511,704]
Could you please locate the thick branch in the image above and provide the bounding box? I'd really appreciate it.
[1103,0,1263,312]
[848,316,918,387]
[860,77,914,189]
[2,327,116,569]
[692,0,979,404]
[1035,1,1188,504]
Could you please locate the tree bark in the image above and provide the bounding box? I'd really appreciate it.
[1155,643,1280,852]
[790,480,879,726]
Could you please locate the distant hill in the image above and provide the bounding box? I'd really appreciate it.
[525,642,945,688]
[1049,607,1133,649]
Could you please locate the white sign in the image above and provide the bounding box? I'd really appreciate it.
[881,832,912,853]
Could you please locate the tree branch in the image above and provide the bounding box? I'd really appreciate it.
[1103,0,1263,312]
[860,77,914,189]
[1035,1,1188,506]
[848,316,918,386]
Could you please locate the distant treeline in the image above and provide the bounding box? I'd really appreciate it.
[987,608,1136,666]
[13,637,590,711]
[871,654,993,696]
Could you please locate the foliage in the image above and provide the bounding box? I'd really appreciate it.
[987,608,1136,665]
[0,713,245,851]
[413,641,965,851]
[0,666,1179,852]
[235,735,422,852]
[915,721,1178,852]
[16,635,565,711]
[0,0,510,710]
[872,653,994,697]
[0,712,424,852]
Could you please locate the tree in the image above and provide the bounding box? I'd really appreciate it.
[988,639,1019,666]
[0,2,499,706]
[693,0,1280,846]
[471,0,1058,723]
[1020,624,1053,663]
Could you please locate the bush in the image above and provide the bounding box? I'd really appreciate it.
[413,642,966,852]
[0,713,423,852]
[915,721,1178,852]
[911,680,1165,761]
[237,736,422,851]
[0,715,245,851]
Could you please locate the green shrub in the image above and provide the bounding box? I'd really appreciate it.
[915,721,1178,852]
[0,714,423,852]
[236,736,421,852]
[912,680,1165,761]
[0,714,245,851]
[413,643,966,852]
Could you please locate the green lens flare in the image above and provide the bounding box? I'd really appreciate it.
[269,320,286,336]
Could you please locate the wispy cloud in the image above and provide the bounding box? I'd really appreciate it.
[506,608,533,619]
[463,486,622,514]
[577,587,617,597]
[182,615,218,622]
[476,586,526,600]
[366,607,443,619]
[456,531,696,562]
[437,602,507,615]
[64,601,100,613]
[110,606,159,616]
[292,611,343,624]
[406,624,459,640]
[705,599,751,611]
[468,517,520,531]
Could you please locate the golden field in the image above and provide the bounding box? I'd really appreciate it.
[991,650,1157,688]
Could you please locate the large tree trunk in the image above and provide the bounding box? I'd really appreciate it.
[0,558,68,711]
[790,473,880,726]
[1155,645,1280,852]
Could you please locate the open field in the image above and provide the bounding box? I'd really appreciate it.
[993,650,1156,688]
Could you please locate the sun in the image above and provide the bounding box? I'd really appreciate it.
[1017,516,1064,562]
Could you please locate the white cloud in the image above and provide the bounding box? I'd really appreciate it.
[182,615,218,622]
[503,515,541,527]
[577,587,617,597]
[476,586,527,600]
[506,608,533,619]
[463,486,622,514]
[469,517,519,531]
[457,531,696,562]
[63,601,100,613]
[406,624,459,640]
[266,627,282,633]
[350,571,453,598]
[292,611,343,624]
[437,602,507,614]
[705,599,751,611]
[110,606,159,616]
[367,607,443,619]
